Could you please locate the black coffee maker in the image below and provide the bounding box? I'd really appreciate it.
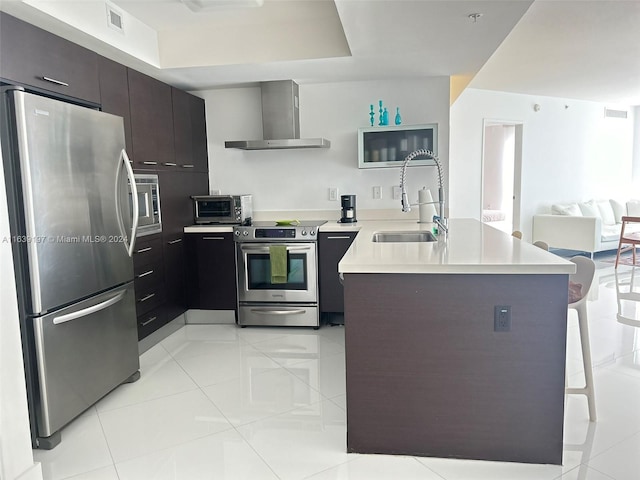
[340,195,357,223]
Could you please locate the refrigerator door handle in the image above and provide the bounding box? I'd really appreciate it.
[52,289,126,325]
[119,149,138,257]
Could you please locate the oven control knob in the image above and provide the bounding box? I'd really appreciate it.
[234,230,240,236]
[242,231,249,236]
[302,230,307,236]
[310,229,316,236]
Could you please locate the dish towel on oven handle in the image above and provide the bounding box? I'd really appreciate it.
[269,245,288,284]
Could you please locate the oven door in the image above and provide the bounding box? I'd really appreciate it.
[237,243,317,303]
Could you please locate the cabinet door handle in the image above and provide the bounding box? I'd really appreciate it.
[203,236,225,240]
[138,293,155,303]
[142,161,158,165]
[163,162,177,167]
[181,164,195,168]
[167,238,183,245]
[137,270,154,278]
[41,76,69,87]
[326,236,353,240]
[140,316,157,327]
[135,247,152,253]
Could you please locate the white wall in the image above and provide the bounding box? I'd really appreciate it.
[450,88,635,241]
[0,142,42,480]
[200,77,450,216]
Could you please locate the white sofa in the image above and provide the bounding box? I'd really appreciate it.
[532,199,640,256]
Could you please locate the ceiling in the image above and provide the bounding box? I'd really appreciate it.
[1,0,639,105]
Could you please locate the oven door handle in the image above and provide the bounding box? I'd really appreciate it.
[250,308,307,316]
[240,245,313,252]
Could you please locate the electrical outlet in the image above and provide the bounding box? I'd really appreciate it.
[329,187,339,201]
[393,186,402,200]
[494,305,511,332]
[211,189,221,195]
[373,185,382,199]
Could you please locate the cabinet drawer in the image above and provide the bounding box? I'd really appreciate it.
[134,265,164,292]
[0,13,100,104]
[134,283,165,317]
[137,305,168,341]
[132,236,163,269]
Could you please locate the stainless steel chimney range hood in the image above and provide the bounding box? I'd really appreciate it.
[225,80,330,150]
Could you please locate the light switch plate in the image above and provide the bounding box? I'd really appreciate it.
[329,187,339,201]
[373,186,382,199]
[393,186,402,200]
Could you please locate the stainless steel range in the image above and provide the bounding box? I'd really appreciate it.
[234,221,326,327]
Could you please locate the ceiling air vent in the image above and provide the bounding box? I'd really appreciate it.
[604,108,628,119]
[106,3,124,33]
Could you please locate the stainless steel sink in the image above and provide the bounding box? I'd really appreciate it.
[372,231,437,243]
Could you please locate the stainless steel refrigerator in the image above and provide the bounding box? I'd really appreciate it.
[1,87,140,449]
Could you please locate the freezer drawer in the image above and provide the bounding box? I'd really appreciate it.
[32,282,139,437]
[238,304,319,327]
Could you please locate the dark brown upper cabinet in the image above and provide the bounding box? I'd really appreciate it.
[98,56,133,156]
[172,88,209,172]
[0,12,100,104]
[128,69,175,170]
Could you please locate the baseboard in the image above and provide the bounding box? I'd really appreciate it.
[138,314,186,354]
[15,462,43,480]
[185,309,236,324]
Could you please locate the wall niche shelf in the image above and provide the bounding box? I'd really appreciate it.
[358,123,438,169]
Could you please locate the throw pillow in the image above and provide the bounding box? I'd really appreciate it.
[597,200,616,225]
[610,199,626,223]
[551,203,583,216]
[579,200,600,218]
[627,200,640,217]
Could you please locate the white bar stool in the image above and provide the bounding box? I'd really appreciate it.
[566,255,597,422]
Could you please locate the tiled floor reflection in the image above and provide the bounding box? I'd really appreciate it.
[34,253,640,479]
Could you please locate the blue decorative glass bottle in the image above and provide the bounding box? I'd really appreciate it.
[382,108,389,126]
[369,105,375,126]
[395,107,402,125]
[378,100,384,126]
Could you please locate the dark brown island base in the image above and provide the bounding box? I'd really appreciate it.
[339,219,576,465]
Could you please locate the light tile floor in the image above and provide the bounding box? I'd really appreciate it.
[34,256,640,479]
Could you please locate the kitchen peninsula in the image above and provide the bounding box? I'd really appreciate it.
[338,219,575,465]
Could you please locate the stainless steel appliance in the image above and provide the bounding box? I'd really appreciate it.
[193,194,252,225]
[1,87,140,449]
[130,173,161,237]
[340,194,357,223]
[234,221,326,327]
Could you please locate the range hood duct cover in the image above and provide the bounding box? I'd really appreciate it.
[225,80,330,150]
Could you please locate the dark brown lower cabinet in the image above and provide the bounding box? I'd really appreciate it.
[163,233,187,323]
[133,171,208,340]
[318,231,357,316]
[186,233,237,311]
[344,272,568,465]
[133,235,169,340]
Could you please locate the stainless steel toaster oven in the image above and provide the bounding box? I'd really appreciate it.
[192,194,252,225]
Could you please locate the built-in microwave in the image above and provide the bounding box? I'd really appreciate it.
[192,195,252,225]
[129,174,162,237]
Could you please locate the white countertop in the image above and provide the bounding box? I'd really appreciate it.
[338,218,576,275]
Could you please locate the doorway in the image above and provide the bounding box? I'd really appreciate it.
[481,120,523,234]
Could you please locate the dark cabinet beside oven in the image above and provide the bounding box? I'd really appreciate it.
[0,13,100,104]
[186,233,237,311]
[318,231,358,315]
[159,171,209,325]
